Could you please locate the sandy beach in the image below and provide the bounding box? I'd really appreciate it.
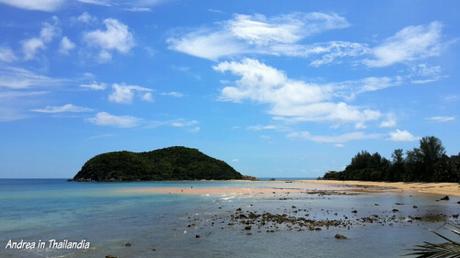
[117,180,460,197]
[307,180,460,196]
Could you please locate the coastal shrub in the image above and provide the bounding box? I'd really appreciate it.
[322,136,460,183]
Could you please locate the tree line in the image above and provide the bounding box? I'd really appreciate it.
[322,136,460,183]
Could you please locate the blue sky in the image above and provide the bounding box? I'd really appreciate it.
[0,0,459,178]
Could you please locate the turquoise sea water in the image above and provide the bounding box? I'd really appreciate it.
[0,179,459,258]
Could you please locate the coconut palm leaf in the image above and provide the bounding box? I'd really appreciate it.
[408,224,460,258]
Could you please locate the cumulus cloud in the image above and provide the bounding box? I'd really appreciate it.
[426,116,455,123]
[88,112,140,128]
[168,12,349,60]
[84,18,135,62]
[108,83,153,104]
[58,36,76,55]
[22,20,59,60]
[287,131,381,144]
[31,104,93,113]
[364,21,443,67]
[0,47,16,63]
[0,0,64,12]
[214,58,382,126]
[77,12,98,24]
[388,129,418,142]
[0,66,64,89]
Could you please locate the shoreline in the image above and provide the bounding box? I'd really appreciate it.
[304,180,460,196]
[115,179,460,197]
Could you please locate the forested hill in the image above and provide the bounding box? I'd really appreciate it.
[322,136,460,183]
[73,146,244,181]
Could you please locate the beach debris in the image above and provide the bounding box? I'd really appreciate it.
[105,256,117,258]
[152,248,156,251]
[395,202,403,205]
[195,234,200,238]
[334,234,348,240]
[124,242,132,247]
[413,205,418,209]
[351,210,358,214]
[374,203,379,206]
[440,195,450,201]
[392,209,399,212]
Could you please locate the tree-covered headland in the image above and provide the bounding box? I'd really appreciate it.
[323,136,460,183]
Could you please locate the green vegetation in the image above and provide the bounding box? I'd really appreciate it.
[323,136,460,183]
[73,146,244,181]
[409,224,460,258]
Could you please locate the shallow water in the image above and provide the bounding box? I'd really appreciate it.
[0,179,459,258]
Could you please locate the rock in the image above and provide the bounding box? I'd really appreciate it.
[412,205,418,209]
[351,210,358,214]
[152,248,156,251]
[452,214,459,218]
[392,209,399,212]
[195,234,200,238]
[395,203,403,205]
[124,242,132,247]
[457,201,460,204]
[244,225,252,230]
[374,203,379,206]
[335,234,348,240]
[106,256,117,258]
[440,196,450,201]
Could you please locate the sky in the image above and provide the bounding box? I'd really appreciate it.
[0,0,459,178]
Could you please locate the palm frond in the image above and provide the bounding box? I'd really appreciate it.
[408,223,460,258]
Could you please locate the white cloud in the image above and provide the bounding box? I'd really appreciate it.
[0,47,16,62]
[0,0,64,12]
[288,131,381,144]
[77,12,97,24]
[80,81,107,90]
[84,18,135,62]
[108,83,153,104]
[125,7,151,12]
[78,0,111,6]
[388,129,418,142]
[409,64,444,84]
[168,12,349,60]
[88,112,140,128]
[160,91,184,98]
[307,41,369,67]
[31,104,93,113]
[247,124,280,131]
[58,36,76,55]
[426,116,455,123]
[364,21,443,67]
[0,66,64,89]
[214,58,382,126]
[379,114,397,128]
[146,118,200,132]
[22,20,59,60]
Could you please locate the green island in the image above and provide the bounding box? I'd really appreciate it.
[322,136,460,183]
[73,146,247,181]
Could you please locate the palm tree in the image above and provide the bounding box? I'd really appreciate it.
[409,224,460,257]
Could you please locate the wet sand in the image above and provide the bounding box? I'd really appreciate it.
[117,180,460,197]
[307,180,460,196]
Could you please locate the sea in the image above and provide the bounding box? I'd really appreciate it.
[0,179,459,258]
